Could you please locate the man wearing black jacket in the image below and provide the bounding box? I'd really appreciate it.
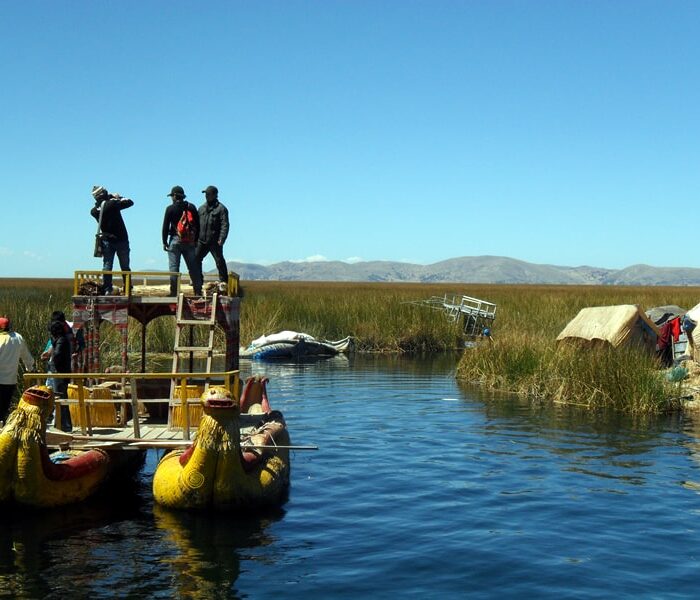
[90,185,134,295]
[49,319,72,432]
[196,185,229,287]
[162,185,202,296]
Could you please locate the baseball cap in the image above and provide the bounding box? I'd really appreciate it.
[168,185,186,198]
[202,185,218,195]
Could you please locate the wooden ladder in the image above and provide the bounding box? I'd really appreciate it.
[169,292,219,432]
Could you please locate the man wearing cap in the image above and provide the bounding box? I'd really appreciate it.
[0,317,35,424]
[162,185,202,296]
[196,185,230,286]
[90,185,134,295]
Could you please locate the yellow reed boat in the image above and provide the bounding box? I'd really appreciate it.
[0,385,144,508]
[153,376,290,510]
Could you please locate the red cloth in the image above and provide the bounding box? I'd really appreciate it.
[658,322,673,351]
[656,321,674,367]
[671,317,681,342]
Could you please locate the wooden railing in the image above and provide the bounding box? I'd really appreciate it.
[23,370,240,441]
[73,270,240,297]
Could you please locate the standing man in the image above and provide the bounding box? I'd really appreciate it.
[49,320,72,432]
[0,316,35,424]
[196,185,230,289]
[90,185,134,295]
[162,185,202,296]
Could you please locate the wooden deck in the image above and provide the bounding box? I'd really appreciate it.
[45,413,264,450]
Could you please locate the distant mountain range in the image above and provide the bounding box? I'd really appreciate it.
[224,256,700,286]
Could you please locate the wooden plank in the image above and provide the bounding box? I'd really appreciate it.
[47,430,316,450]
[157,428,178,440]
[174,345,213,352]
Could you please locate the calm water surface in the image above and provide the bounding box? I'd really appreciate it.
[2,354,700,599]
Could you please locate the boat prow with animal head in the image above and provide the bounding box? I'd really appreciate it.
[153,377,290,511]
[0,385,144,508]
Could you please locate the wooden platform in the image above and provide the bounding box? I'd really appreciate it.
[46,413,263,450]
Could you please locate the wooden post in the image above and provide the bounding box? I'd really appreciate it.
[181,376,190,441]
[55,397,62,430]
[76,379,90,435]
[129,377,141,438]
[140,322,147,373]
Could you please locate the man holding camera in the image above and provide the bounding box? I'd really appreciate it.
[90,185,134,295]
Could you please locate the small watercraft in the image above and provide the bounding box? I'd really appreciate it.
[240,330,353,360]
[0,385,143,508]
[152,376,290,511]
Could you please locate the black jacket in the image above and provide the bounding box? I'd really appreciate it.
[198,201,229,245]
[91,197,134,242]
[51,333,71,374]
[162,201,200,245]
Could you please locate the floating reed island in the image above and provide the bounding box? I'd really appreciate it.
[456,286,700,415]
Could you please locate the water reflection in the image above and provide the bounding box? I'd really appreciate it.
[677,410,700,492]
[0,482,144,599]
[241,351,462,380]
[154,504,283,599]
[455,379,690,489]
[242,353,351,379]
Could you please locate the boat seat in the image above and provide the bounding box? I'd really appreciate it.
[169,384,204,429]
[67,384,119,427]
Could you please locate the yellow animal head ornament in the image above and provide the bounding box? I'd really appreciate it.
[201,386,236,409]
[21,385,55,420]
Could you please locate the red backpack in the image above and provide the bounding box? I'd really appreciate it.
[176,205,196,243]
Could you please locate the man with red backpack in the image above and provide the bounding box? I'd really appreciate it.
[162,185,202,296]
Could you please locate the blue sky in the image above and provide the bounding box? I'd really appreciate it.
[2,1,699,278]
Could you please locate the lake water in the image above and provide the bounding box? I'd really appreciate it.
[2,354,700,599]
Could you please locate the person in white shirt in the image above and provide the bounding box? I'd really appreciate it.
[0,316,35,423]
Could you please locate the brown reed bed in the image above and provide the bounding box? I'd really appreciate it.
[0,279,468,368]
[4,278,699,413]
